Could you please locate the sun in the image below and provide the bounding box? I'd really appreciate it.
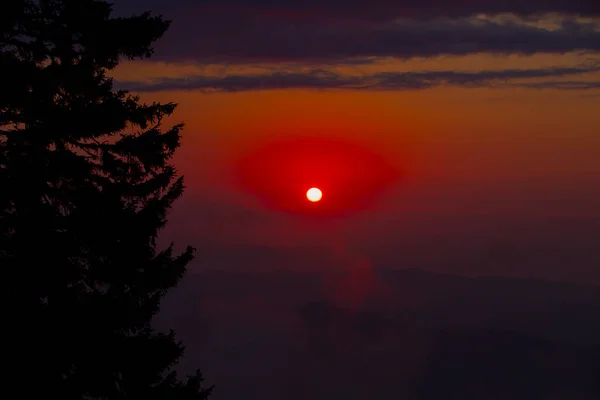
[306,187,322,202]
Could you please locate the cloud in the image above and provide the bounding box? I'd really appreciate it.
[117,0,600,22]
[142,15,600,64]
[116,65,600,92]
[110,0,600,65]
[516,80,600,89]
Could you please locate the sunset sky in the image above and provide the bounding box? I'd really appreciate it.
[109,1,600,398]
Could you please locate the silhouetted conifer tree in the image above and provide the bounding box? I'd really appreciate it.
[0,1,212,398]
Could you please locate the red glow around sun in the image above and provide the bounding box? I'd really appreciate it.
[234,137,400,217]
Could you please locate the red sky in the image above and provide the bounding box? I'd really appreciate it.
[107,2,600,398]
[117,79,600,283]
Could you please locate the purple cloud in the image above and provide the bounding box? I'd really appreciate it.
[116,65,600,92]
[116,0,600,21]
[153,16,599,63]
[111,1,600,64]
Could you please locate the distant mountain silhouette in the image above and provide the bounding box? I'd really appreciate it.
[415,328,600,400]
[378,268,600,346]
[155,266,600,399]
[295,300,600,399]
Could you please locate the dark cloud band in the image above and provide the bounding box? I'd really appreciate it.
[150,16,600,64]
[117,0,600,21]
[117,65,600,92]
[111,1,600,63]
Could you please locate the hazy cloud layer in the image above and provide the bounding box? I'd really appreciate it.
[113,0,600,91]
[156,265,600,400]
[117,0,600,21]
[518,80,600,89]
[144,15,600,64]
[117,65,600,92]
[111,0,600,65]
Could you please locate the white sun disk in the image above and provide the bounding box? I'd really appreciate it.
[306,187,322,202]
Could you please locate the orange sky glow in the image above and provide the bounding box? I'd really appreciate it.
[108,11,600,285]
